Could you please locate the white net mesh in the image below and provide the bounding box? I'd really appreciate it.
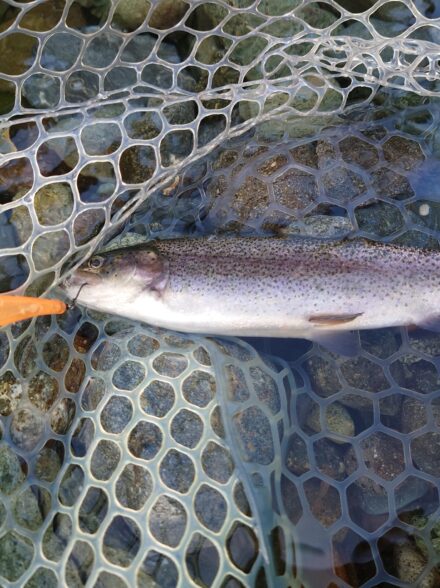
[1,0,440,292]
[2,1,440,587]
[1,302,440,586]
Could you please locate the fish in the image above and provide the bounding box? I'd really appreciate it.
[62,236,440,355]
[0,295,66,328]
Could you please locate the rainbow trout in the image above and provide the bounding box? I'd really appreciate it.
[62,237,440,354]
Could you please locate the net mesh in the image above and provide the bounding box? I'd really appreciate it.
[1,301,440,586]
[2,1,440,587]
[1,0,440,292]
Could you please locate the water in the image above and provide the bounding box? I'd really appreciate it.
[1,0,440,586]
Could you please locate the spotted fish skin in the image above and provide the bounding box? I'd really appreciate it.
[63,236,440,342]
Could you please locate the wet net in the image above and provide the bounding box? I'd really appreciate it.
[1,1,440,587]
[1,0,440,291]
[1,294,440,587]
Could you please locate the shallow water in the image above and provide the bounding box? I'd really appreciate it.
[1,0,440,587]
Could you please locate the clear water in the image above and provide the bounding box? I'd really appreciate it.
[1,1,440,587]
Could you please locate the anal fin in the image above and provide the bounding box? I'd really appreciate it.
[311,330,360,357]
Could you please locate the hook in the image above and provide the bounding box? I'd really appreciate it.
[67,282,88,310]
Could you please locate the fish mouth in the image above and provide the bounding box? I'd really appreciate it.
[61,273,82,292]
[61,270,98,302]
[62,269,100,288]
[68,282,90,307]
[60,275,87,304]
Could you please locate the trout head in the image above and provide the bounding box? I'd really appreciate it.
[62,245,169,310]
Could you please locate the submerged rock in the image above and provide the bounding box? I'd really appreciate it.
[306,402,355,443]
[0,445,26,495]
[13,485,51,531]
[0,372,22,416]
[75,0,111,19]
[0,531,34,582]
[10,407,45,452]
[411,433,440,477]
[360,432,405,481]
[21,74,60,109]
[34,183,74,226]
[148,0,189,29]
[395,542,440,588]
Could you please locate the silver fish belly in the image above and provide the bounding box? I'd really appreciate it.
[62,237,440,353]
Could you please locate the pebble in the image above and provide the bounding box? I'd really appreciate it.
[0,531,34,582]
[10,407,45,452]
[0,372,22,416]
[395,542,440,588]
[0,446,26,495]
[411,432,440,477]
[400,397,427,433]
[360,432,405,481]
[306,402,355,443]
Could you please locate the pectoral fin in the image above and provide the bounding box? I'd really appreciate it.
[309,313,363,326]
[311,330,360,357]
[416,316,440,333]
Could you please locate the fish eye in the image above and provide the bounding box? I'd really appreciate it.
[88,256,104,270]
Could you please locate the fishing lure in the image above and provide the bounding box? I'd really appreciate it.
[0,296,66,328]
